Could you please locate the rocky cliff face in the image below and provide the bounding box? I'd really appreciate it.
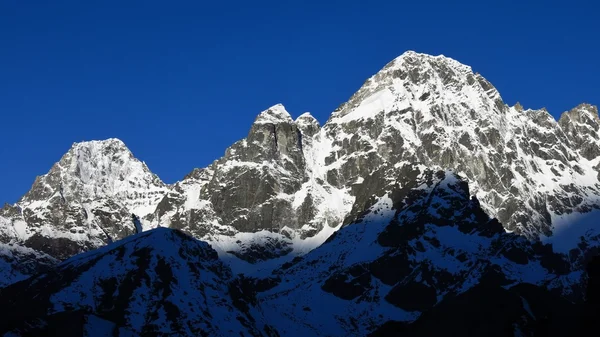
[202,104,308,233]
[148,104,354,266]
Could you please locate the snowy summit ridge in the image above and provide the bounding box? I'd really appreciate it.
[1,50,599,284]
[254,103,294,124]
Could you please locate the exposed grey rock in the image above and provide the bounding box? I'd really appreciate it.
[559,103,600,160]
[201,104,307,233]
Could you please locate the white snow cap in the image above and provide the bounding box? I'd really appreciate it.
[254,104,294,124]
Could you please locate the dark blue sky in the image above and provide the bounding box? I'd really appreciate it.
[1,0,598,203]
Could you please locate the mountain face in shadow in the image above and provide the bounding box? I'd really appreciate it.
[252,167,592,336]
[0,228,278,337]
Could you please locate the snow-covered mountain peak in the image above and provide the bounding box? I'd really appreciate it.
[310,51,600,240]
[559,103,600,125]
[254,103,294,125]
[70,137,128,151]
[0,138,169,259]
[327,50,503,124]
[295,112,321,137]
[66,138,139,170]
[295,112,319,125]
[19,138,165,212]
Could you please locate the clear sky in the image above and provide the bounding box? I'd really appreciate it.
[0,0,598,203]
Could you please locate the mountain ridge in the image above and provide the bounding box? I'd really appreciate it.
[1,50,599,273]
[1,50,599,337]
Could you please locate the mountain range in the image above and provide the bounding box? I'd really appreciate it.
[1,51,598,336]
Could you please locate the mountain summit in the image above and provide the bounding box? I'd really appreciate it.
[320,51,600,239]
[1,138,167,259]
[254,103,295,124]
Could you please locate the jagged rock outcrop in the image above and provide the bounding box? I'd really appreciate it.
[149,104,353,265]
[295,112,321,138]
[204,104,307,233]
[558,104,600,161]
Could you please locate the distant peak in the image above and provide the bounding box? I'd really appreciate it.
[295,112,321,136]
[254,104,294,125]
[559,103,600,124]
[573,103,598,114]
[295,112,320,126]
[329,50,496,122]
[66,138,133,161]
[514,102,524,112]
[395,50,444,60]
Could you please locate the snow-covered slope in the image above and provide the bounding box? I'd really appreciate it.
[0,228,278,337]
[0,241,58,287]
[258,167,586,336]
